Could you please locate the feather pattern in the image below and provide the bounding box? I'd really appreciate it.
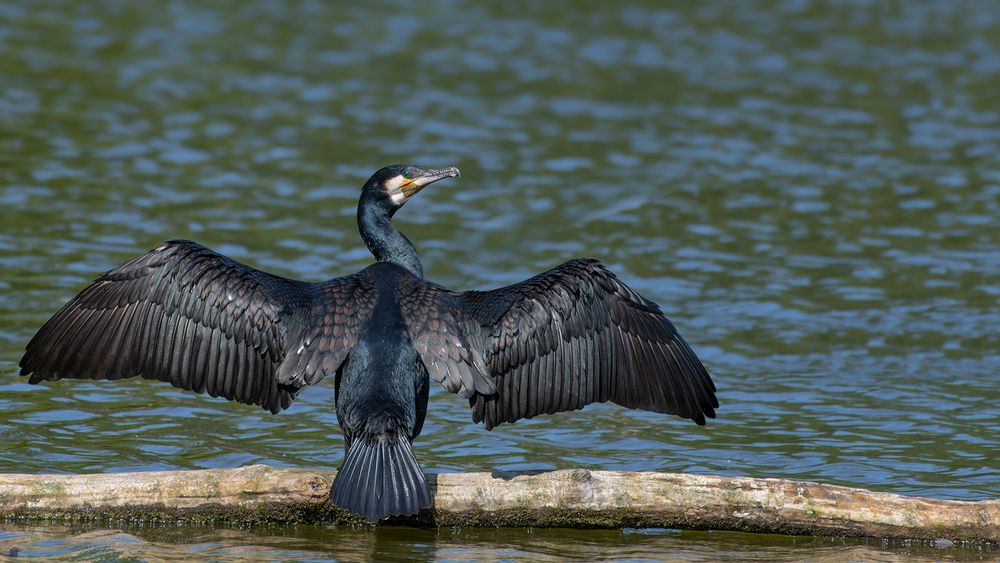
[455,258,718,430]
[397,277,494,399]
[276,274,376,388]
[19,240,368,413]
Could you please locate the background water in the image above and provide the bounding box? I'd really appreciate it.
[1,0,999,560]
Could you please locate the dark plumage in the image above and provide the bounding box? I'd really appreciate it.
[19,164,719,522]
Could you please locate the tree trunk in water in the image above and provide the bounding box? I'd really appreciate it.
[1,465,996,542]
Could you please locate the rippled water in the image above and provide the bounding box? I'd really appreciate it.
[2,0,999,559]
[3,525,996,562]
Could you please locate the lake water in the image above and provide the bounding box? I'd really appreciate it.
[1,0,998,560]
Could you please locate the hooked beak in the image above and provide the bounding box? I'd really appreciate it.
[400,166,460,198]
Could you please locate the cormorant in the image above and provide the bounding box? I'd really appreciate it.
[18,165,718,522]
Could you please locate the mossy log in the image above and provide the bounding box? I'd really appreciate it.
[0,465,997,542]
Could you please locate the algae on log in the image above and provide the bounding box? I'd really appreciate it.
[0,465,997,542]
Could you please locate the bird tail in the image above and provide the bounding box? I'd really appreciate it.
[330,430,431,522]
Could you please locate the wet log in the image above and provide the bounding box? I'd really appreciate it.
[0,465,997,542]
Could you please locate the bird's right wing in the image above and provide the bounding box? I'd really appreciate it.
[19,240,367,413]
[396,276,495,400]
[458,258,718,430]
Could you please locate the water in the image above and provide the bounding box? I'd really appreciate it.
[2,0,999,559]
[1,525,994,562]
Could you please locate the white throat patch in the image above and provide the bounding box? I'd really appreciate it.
[385,175,405,190]
[385,175,407,204]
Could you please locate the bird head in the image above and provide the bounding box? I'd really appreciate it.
[363,165,461,211]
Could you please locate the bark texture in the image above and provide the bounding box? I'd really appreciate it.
[0,465,996,542]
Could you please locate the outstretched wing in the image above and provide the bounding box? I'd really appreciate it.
[276,273,376,390]
[397,275,494,399]
[458,258,718,430]
[19,240,362,413]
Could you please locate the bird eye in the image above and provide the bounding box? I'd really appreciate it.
[402,171,411,179]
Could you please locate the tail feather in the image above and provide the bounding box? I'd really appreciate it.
[330,432,430,522]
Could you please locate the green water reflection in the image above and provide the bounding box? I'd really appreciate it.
[2,525,997,562]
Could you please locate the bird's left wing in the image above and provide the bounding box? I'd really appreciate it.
[275,274,376,389]
[19,240,371,413]
[19,240,316,413]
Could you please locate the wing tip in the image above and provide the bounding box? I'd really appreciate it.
[19,360,48,384]
[690,405,718,426]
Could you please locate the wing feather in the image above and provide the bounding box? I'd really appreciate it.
[18,239,354,413]
[274,274,375,389]
[460,258,718,429]
[396,276,494,399]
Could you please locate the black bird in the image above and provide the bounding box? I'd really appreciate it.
[19,165,718,522]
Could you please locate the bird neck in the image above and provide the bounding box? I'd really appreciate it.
[357,203,424,278]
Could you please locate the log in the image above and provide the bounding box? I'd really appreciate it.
[0,465,997,543]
